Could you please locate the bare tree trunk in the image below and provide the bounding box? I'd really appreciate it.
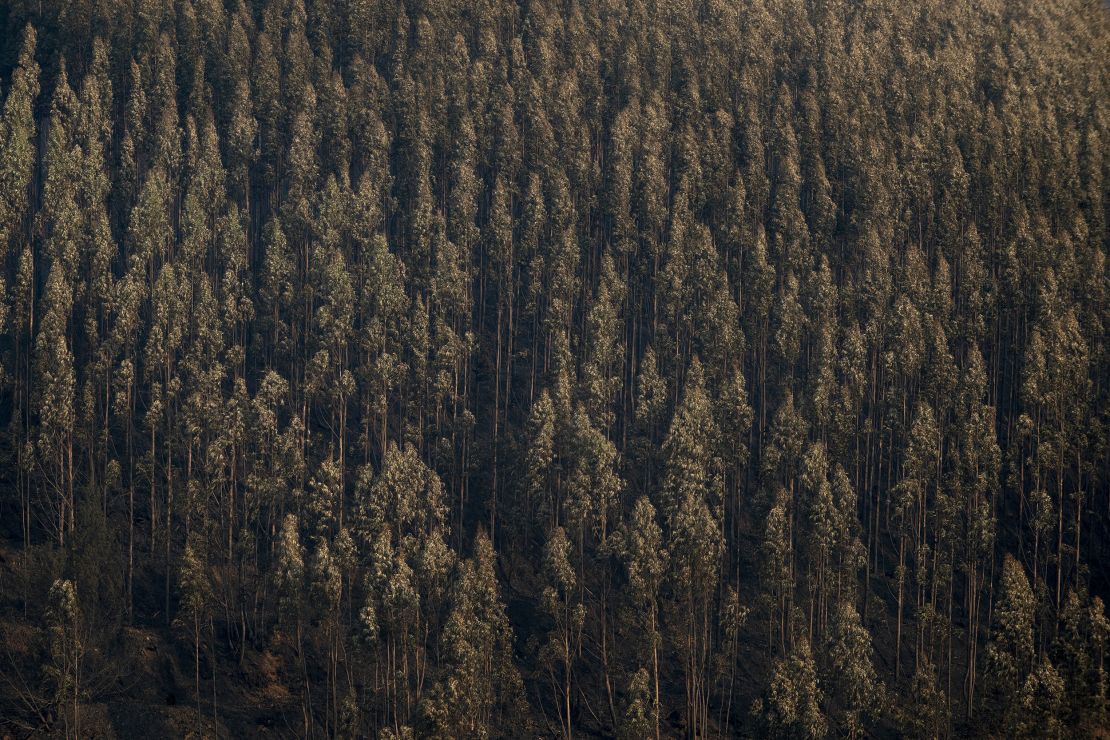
[896,534,905,681]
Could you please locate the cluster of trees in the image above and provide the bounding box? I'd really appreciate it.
[0,0,1106,736]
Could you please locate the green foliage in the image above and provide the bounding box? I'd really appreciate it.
[0,25,38,253]
[827,600,881,738]
[986,555,1037,727]
[422,532,526,737]
[0,1,1107,735]
[618,667,655,740]
[767,636,826,739]
[902,656,946,739]
[275,514,306,634]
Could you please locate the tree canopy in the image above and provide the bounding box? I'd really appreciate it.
[0,0,1107,736]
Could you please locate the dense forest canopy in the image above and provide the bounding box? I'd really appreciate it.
[0,0,1107,737]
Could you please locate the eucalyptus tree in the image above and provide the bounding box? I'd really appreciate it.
[984,554,1036,727]
[827,599,881,738]
[352,442,452,730]
[766,634,826,739]
[35,63,81,546]
[0,26,37,254]
[540,525,582,740]
[618,496,666,740]
[178,537,213,733]
[422,532,526,737]
[0,31,39,519]
[659,358,724,736]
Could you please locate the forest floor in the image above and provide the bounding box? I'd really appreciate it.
[0,536,312,739]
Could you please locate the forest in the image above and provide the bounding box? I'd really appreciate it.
[0,0,1107,737]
